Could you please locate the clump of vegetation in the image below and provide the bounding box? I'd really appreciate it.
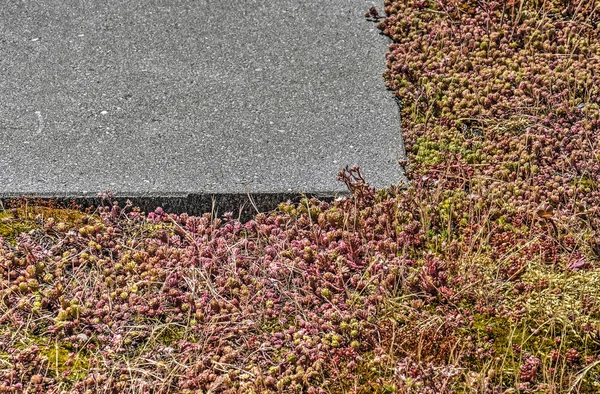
[1,0,599,392]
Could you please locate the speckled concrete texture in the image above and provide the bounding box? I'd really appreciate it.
[0,0,405,214]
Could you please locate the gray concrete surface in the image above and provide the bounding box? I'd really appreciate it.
[0,0,405,215]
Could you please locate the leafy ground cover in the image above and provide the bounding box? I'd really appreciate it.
[2,0,600,392]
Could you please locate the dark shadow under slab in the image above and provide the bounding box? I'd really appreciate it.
[0,191,350,223]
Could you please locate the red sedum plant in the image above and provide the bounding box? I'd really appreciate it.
[1,0,600,392]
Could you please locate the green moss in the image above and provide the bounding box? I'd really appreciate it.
[472,314,512,344]
[260,314,296,334]
[0,350,10,367]
[0,211,34,244]
[327,350,397,393]
[0,205,97,244]
[0,328,91,383]
[43,341,90,381]
[154,323,198,345]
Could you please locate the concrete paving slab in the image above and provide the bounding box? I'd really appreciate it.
[0,0,405,215]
